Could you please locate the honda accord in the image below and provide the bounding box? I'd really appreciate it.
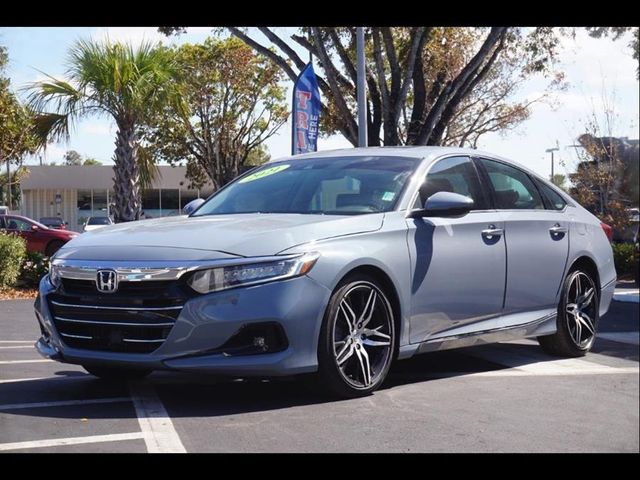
[35,147,616,398]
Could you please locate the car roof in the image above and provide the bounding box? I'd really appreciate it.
[266,146,533,170]
[266,146,551,183]
[267,146,481,163]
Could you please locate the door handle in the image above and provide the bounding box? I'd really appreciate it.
[482,225,503,238]
[549,224,568,234]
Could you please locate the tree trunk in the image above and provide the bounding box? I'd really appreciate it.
[111,123,142,223]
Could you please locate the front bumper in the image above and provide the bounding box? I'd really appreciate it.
[35,274,331,376]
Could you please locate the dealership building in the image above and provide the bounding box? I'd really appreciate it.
[19,165,214,232]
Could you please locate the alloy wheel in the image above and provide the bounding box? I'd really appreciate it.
[564,272,598,349]
[331,282,394,389]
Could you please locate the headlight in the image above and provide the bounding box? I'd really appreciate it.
[187,252,319,294]
[49,262,61,288]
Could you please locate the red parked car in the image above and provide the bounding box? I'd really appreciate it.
[0,214,78,257]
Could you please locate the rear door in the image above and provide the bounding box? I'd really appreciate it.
[476,158,570,313]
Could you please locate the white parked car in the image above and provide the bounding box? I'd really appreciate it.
[83,216,113,232]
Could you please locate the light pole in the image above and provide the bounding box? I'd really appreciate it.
[356,27,367,147]
[546,146,559,181]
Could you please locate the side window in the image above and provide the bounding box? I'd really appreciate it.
[537,181,567,211]
[480,159,544,210]
[6,218,31,231]
[0,217,5,229]
[415,156,485,209]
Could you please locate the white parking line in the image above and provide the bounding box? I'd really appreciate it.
[0,345,34,349]
[598,331,640,346]
[129,382,186,453]
[0,341,34,344]
[0,359,52,365]
[465,344,637,375]
[0,376,75,384]
[441,367,639,378]
[0,432,145,452]
[0,397,131,411]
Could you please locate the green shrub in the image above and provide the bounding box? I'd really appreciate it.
[19,251,50,288]
[612,242,637,276]
[0,233,27,290]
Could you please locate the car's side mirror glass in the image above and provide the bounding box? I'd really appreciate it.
[183,198,205,215]
[409,191,474,218]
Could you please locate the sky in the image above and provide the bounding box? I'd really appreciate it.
[1,26,638,180]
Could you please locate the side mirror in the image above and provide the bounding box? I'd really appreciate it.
[31,224,40,231]
[409,191,474,218]
[183,198,205,215]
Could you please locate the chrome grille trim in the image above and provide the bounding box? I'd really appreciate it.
[60,332,93,340]
[55,316,175,327]
[50,254,301,282]
[122,338,165,343]
[50,300,182,311]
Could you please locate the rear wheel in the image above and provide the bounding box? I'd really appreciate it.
[84,365,152,381]
[316,274,396,398]
[45,240,65,257]
[538,269,599,357]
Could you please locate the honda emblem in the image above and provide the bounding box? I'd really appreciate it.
[96,269,118,293]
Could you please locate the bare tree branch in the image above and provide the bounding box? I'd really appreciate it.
[228,27,298,82]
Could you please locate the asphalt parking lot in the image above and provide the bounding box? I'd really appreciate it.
[1,290,638,453]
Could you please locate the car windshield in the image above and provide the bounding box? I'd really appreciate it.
[88,217,111,225]
[193,156,419,216]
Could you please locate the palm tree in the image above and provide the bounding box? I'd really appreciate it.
[27,40,181,222]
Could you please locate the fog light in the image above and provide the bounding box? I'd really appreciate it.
[216,322,288,356]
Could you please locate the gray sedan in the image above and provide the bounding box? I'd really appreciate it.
[36,147,616,398]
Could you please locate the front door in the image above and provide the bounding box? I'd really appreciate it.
[477,158,570,313]
[407,156,507,343]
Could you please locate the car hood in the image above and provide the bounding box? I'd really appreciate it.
[58,213,384,259]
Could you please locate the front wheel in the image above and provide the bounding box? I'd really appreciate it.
[84,365,152,381]
[316,274,396,398]
[538,269,599,357]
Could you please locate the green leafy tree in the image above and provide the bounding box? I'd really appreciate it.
[83,157,102,166]
[1,45,39,209]
[63,149,83,165]
[27,40,182,222]
[143,38,287,190]
[551,174,567,190]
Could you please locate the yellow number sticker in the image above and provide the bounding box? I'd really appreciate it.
[239,164,290,184]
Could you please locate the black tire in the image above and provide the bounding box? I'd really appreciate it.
[538,268,599,357]
[84,365,152,381]
[315,273,396,398]
[45,240,65,257]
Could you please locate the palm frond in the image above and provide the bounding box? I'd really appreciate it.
[137,145,160,190]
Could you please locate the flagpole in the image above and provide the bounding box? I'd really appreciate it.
[356,27,368,148]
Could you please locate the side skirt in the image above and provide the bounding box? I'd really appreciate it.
[398,311,557,358]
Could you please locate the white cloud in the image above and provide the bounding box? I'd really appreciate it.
[91,27,167,47]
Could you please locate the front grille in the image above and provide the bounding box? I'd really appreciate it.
[49,279,193,354]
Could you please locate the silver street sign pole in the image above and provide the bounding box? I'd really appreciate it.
[357,27,368,148]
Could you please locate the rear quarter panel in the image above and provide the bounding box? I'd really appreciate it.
[567,206,616,288]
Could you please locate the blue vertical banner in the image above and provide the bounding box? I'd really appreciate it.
[292,62,321,155]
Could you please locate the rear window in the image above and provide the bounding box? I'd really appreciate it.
[537,182,567,211]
